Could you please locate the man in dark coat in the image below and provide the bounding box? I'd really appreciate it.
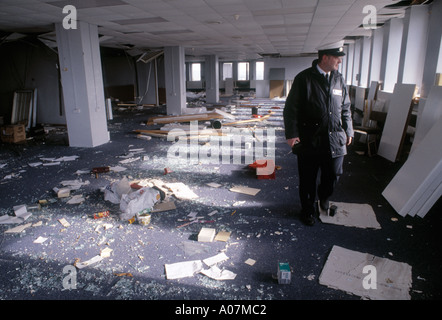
[283,41,354,226]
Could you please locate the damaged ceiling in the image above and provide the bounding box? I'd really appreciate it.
[0,0,424,60]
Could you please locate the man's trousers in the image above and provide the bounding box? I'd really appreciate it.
[297,152,344,213]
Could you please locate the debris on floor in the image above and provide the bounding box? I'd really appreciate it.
[0,94,439,300]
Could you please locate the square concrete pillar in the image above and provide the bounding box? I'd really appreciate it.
[55,21,109,147]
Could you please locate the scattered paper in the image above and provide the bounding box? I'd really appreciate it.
[33,236,48,244]
[319,245,412,300]
[13,205,32,221]
[5,223,32,234]
[245,258,256,266]
[164,182,198,200]
[58,218,70,228]
[100,247,113,258]
[229,185,260,196]
[109,166,127,172]
[201,265,237,280]
[75,255,103,269]
[28,162,43,167]
[43,162,60,166]
[203,252,229,267]
[75,169,90,175]
[60,179,90,190]
[152,201,176,212]
[0,215,25,224]
[165,260,204,280]
[67,195,85,205]
[318,202,381,229]
[207,182,222,188]
[119,157,140,164]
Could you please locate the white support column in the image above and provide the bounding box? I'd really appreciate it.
[421,0,442,99]
[359,36,372,88]
[380,18,404,92]
[164,46,186,115]
[55,21,109,148]
[368,27,384,84]
[345,42,354,86]
[205,55,219,104]
[352,39,362,86]
[340,45,348,78]
[398,5,430,93]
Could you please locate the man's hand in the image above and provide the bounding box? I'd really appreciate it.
[287,137,301,148]
[347,136,353,146]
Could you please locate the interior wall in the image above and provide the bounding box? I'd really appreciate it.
[0,38,65,125]
[0,43,162,128]
[264,56,315,81]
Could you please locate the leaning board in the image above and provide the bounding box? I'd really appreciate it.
[377,83,416,162]
[382,115,442,217]
[410,86,442,154]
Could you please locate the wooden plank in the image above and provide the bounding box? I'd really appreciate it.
[377,83,416,162]
[367,81,380,101]
[222,112,273,126]
[134,129,224,137]
[147,112,223,125]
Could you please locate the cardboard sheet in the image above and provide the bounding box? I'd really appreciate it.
[318,202,381,229]
[319,245,412,300]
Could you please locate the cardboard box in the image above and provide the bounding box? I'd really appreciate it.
[1,124,26,143]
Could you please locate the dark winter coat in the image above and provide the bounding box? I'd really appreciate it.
[283,59,354,158]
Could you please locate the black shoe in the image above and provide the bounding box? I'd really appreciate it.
[301,210,316,226]
[319,199,329,212]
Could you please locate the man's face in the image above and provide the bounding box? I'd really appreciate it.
[322,55,342,72]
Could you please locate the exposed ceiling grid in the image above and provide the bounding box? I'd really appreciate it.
[0,0,412,59]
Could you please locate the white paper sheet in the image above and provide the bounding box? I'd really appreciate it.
[203,252,229,267]
[5,222,32,233]
[201,265,236,280]
[75,255,103,269]
[165,260,204,279]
